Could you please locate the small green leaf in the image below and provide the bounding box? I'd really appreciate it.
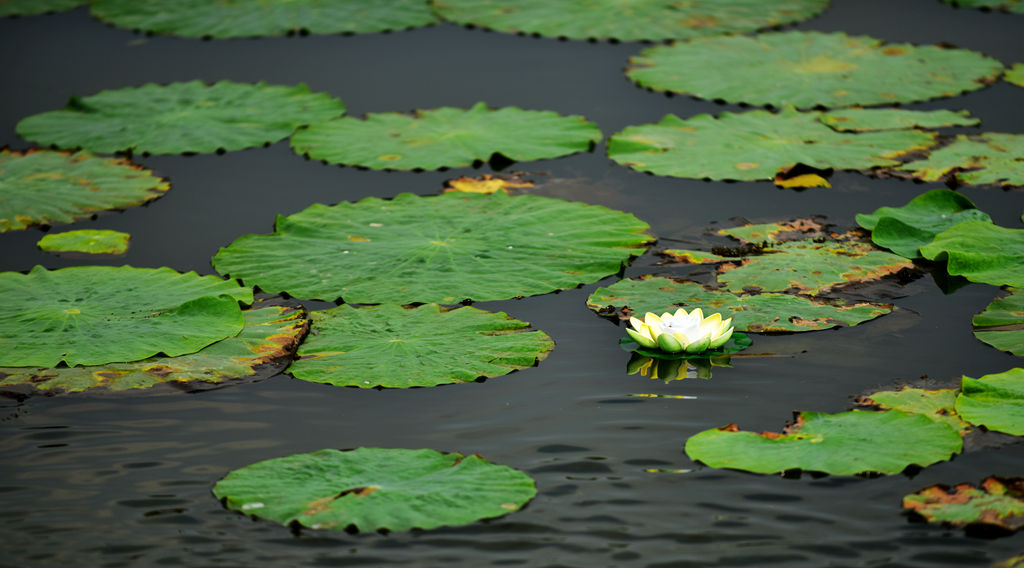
[898,133,1024,188]
[904,477,1024,531]
[856,189,992,258]
[820,108,979,132]
[920,221,1024,287]
[974,288,1024,356]
[955,368,1024,436]
[37,229,130,254]
[1007,63,1024,87]
[661,249,731,264]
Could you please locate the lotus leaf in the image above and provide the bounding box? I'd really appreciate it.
[1007,64,1024,87]
[0,149,168,232]
[858,387,969,434]
[684,410,963,475]
[288,303,552,388]
[940,0,1024,14]
[90,0,437,38]
[856,189,993,258]
[0,303,307,394]
[955,368,1024,436]
[627,31,1002,108]
[0,265,253,367]
[898,133,1024,188]
[587,277,892,333]
[212,191,651,304]
[820,109,979,132]
[607,107,936,182]
[904,477,1024,531]
[212,447,537,532]
[16,80,345,155]
[974,288,1024,356]
[291,102,601,170]
[1,0,84,17]
[920,221,1024,287]
[430,0,828,42]
[37,229,130,254]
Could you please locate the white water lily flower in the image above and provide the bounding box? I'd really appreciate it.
[626,307,734,354]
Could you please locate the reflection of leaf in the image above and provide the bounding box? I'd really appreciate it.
[213,448,536,532]
[685,410,962,475]
[627,31,1002,108]
[37,229,130,254]
[587,276,892,332]
[858,387,970,434]
[1,0,84,17]
[291,103,601,170]
[974,289,1024,356]
[820,108,978,132]
[955,368,1024,436]
[920,221,1024,287]
[898,133,1024,188]
[856,189,992,258]
[0,303,307,394]
[903,477,1024,532]
[431,0,828,42]
[213,191,651,304]
[288,304,553,389]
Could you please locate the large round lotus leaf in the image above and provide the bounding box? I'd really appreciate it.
[431,0,828,42]
[856,189,993,258]
[941,0,1024,14]
[955,369,1024,436]
[212,192,651,303]
[587,276,892,333]
[291,102,601,170]
[920,221,1024,287]
[289,303,552,388]
[0,265,253,367]
[820,108,979,132]
[898,133,1024,188]
[627,31,1003,108]
[685,410,963,475]
[1,0,84,17]
[858,387,969,434]
[90,0,437,38]
[0,303,306,394]
[0,149,168,232]
[607,107,936,182]
[904,477,1024,531]
[16,80,345,155]
[212,448,537,532]
[1007,64,1024,87]
[974,289,1024,356]
[37,229,131,254]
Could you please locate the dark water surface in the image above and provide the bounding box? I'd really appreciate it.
[3,1,1024,566]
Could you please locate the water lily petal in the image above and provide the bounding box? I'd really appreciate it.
[626,327,658,348]
[657,333,684,353]
[708,327,734,349]
[684,336,712,353]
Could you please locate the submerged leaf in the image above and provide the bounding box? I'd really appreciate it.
[955,368,1024,436]
[856,189,992,258]
[974,288,1024,356]
[920,221,1024,287]
[37,229,130,254]
[904,477,1024,531]
[213,448,536,532]
[897,133,1024,188]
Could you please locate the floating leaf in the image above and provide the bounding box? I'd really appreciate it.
[213,448,536,532]
[587,276,892,333]
[443,173,534,194]
[920,221,1024,287]
[17,80,345,155]
[288,304,553,389]
[213,192,651,303]
[897,133,1024,188]
[1,0,84,17]
[607,106,936,182]
[37,229,130,254]
[820,109,979,132]
[717,219,827,244]
[0,303,307,394]
[856,189,993,258]
[0,149,168,232]
[955,368,1024,436]
[1007,63,1024,87]
[0,266,252,367]
[685,410,963,475]
[661,249,731,264]
[627,31,1002,108]
[775,172,831,189]
[974,288,1024,356]
[858,387,970,434]
[90,0,437,38]
[431,0,828,42]
[904,477,1024,531]
[291,103,601,170]
[940,0,1024,14]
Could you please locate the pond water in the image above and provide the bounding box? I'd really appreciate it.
[2,1,1024,566]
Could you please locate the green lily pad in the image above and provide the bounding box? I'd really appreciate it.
[1,0,84,17]
[920,221,1024,287]
[858,387,970,434]
[587,276,893,333]
[974,288,1024,356]
[90,0,437,38]
[0,149,169,232]
[955,368,1024,436]
[1007,63,1024,87]
[685,410,963,475]
[431,0,828,42]
[820,109,979,132]
[940,0,1024,14]
[660,249,731,264]
[897,133,1024,188]
[607,106,936,182]
[904,477,1024,531]
[37,229,130,254]
[291,102,601,170]
[0,302,307,394]
[627,31,1002,108]
[212,447,537,532]
[717,219,827,244]
[16,80,345,155]
[0,265,253,367]
[213,191,651,304]
[856,189,993,258]
[289,303,552,388]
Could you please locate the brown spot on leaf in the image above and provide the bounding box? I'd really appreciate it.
[883,47,907,55]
